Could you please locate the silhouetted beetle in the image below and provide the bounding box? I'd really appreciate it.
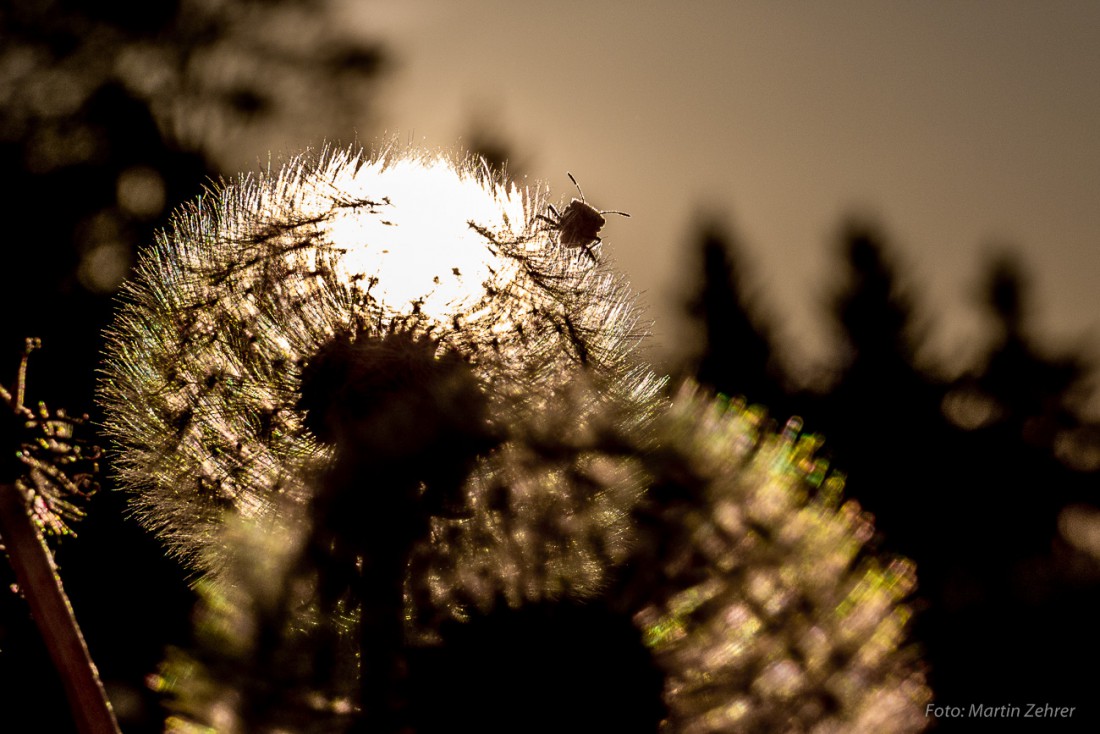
[537,173,629,262]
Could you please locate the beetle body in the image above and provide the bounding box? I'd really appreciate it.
[538,173,628,262]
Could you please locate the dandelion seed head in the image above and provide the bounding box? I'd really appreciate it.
[100,144,650,569]
[100,145,927,733]
[629,383,930,733]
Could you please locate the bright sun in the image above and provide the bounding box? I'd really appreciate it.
[320,154,532,323]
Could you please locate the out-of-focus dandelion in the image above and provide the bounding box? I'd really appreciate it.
[410,380,930,734]
[100,145,928,732]
[629,385,928,734]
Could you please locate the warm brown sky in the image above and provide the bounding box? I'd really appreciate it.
[351,0,1099,376]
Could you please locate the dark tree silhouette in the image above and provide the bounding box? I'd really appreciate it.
[684,217,789,414]
[923,250,1100,723]
[970,252,1093,452]
[829,220,934,403]
[463,120,527,180]
[0,3,388,731]
[785,225,1100,730]
[811,221,948,560]
[1,0,387,403]
[680,210,1100,728]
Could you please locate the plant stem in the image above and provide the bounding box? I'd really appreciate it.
[0,482,121,734]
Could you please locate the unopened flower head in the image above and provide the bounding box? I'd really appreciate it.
[99,145,651,568]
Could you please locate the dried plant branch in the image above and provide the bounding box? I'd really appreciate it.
[0,482,119,734]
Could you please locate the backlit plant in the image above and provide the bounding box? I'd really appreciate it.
[100,145,929,733]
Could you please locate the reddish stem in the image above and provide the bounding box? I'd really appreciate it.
[0,482,120,734]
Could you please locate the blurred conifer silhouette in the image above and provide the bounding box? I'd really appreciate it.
[0,0,388,406]
[681,214,1100,730]
[817,221,947,558]
[971,251,1093,451]
[685,217,790,415]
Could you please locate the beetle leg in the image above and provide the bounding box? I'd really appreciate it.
[579,240,599,263]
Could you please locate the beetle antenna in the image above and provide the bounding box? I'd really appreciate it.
[601,210,631,218]
[566,172,584,200]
